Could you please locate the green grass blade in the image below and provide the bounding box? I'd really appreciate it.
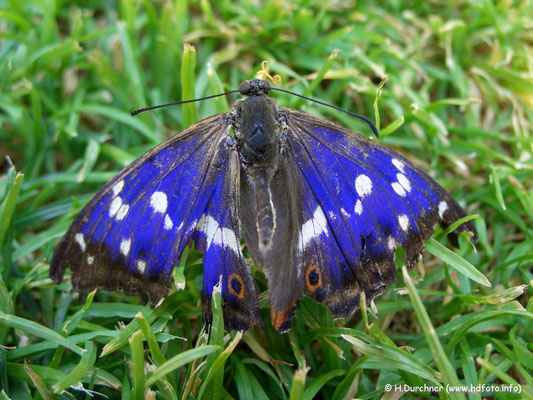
[0,311,84,355]
[181,43,197,127]
[134,312,167,368]
[446,309,533,353]
[401,266,465,400]
[289,366,309,400]
[0,168,23,247]
[52,341,97,393]
[373,75,387,133]
[426,238,490,287]
[130,330,145,400]
[198,332,243,400]
[202,278,224,399]
[207,62,229,113]
[117,20,145,108]
[76,139,100,183]
[341,334,440,385]
[476,357,533,399]
[74,104,161,143]
[24,364,56,400]
[302,369,344,400]
[145,345,220,387]
[380,116,405,137]
[100,306,162,356]
[292,49,338,109]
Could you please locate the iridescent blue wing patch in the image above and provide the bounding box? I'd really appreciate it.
[50,114,261,329]
[280,109,477,323]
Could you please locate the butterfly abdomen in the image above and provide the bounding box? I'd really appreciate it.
[251,169,276,251]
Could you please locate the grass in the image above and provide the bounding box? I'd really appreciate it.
[1,0,532,399]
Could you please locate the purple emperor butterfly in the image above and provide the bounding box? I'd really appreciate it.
[51,72,477,332]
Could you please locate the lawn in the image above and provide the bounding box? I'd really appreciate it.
[1,0,532,399]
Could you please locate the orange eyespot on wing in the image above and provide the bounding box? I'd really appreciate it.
[228,273,245,299]
[305,265,322,292]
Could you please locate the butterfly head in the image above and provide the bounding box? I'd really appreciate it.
[239,79,271,97]
[234,80,280,166]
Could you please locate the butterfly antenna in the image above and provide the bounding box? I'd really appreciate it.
[131,90,241,116]
[270,87,380,139]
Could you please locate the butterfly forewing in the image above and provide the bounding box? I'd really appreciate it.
[51,114,234,306]
[283,109,476,320]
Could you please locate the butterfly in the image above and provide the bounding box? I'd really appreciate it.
[50,74,477,332]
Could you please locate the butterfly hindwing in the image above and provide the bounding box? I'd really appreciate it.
[299,182,397,318]
[282,109,476,320]
[196,147,263,330]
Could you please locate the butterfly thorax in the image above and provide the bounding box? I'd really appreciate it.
[233,90,280,166]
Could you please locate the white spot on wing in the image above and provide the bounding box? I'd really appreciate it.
[112,180,124,197]
[116,203,129,220]
[75,233,86,251]
[187,219,198,235]
[120,238,131,256]
[87,256,94,265]
[392,182,406,197]
[221,227,240,253]
[355,175,373,197]
[438,201,448,219]
[388,236,396,251]
[109,196,122,217]
[397,173,411,192]
[164,214,173,230]
[136,260,146,274]
[298,206,329,250]
[203,215,240,254]
[398,214,409,231]
[392,158,405,173]
[354,200,363,215]
[150,191,168,213]
[341,208,351,218]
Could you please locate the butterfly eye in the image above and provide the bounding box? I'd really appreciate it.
[238,80,251,94]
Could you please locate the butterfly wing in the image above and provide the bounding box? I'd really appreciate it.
[50,114,261,329]
[277,109,477,325]
[195,147,263,330]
